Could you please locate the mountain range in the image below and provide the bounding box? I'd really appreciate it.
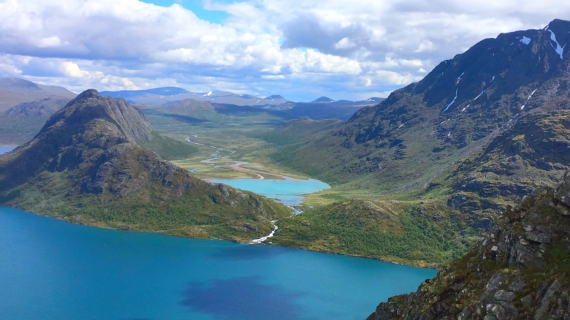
[101,88,288,107]
[0,79,382,145]
[100,87,382,109]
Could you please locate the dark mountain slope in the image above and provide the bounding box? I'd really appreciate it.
[369,172,570,319]
[272,19,570,195]
[0,90,290,241]
[440,110,570,215]
[262,19,570,265]
[281,19,567,188]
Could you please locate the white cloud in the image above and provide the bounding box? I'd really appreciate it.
[61,62,87,78]
[334,37,357,49]
[0,0,569,101]
[374,70,421,86]
[37,36,62,48]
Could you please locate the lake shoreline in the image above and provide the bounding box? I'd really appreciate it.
[0,146,437,268]
[0,202,438,269]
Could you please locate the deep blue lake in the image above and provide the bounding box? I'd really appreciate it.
[210,179,330,206]
[0,208,436,320]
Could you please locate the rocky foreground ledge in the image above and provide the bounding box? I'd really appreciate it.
[368,171,570,319]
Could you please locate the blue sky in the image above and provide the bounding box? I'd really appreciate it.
[0,0,568,101]
[141,0,230,24]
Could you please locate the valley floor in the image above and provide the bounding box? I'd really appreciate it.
[149,117,474,268]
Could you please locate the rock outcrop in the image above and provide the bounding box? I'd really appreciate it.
[368,171,570,319]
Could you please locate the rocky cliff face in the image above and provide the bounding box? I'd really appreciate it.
[368,171,570,319]
[0,90,290,241]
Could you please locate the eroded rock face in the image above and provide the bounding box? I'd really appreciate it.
[368,172,570,320]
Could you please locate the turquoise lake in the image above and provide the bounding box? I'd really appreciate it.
[0,208,436,320]
[210,179,330,206]
[0,146,437,319]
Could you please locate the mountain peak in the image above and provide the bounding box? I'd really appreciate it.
[311,96,335,103]
[547,18,570,30]
[41,89,153,145]
[0,89,289,242]
[74,88,101,101]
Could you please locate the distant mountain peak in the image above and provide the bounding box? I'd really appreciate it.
[42,89,153,145]
[311,96,335,103]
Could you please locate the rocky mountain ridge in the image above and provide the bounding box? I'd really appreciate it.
[272,18,570,215]
[368,171,570,319]
[0,89,290,241]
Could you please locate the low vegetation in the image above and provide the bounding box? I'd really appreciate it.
[272,199,479,267]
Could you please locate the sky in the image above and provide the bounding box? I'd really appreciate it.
[0,0,569,101]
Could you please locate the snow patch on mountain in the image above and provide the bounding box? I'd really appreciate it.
[520,89,538,110]
[474,90,485,101]
[443,89,458,112]
[547,29,565,59]
[456,72,465,85]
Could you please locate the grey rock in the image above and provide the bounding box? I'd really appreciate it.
[494,290,516,302]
